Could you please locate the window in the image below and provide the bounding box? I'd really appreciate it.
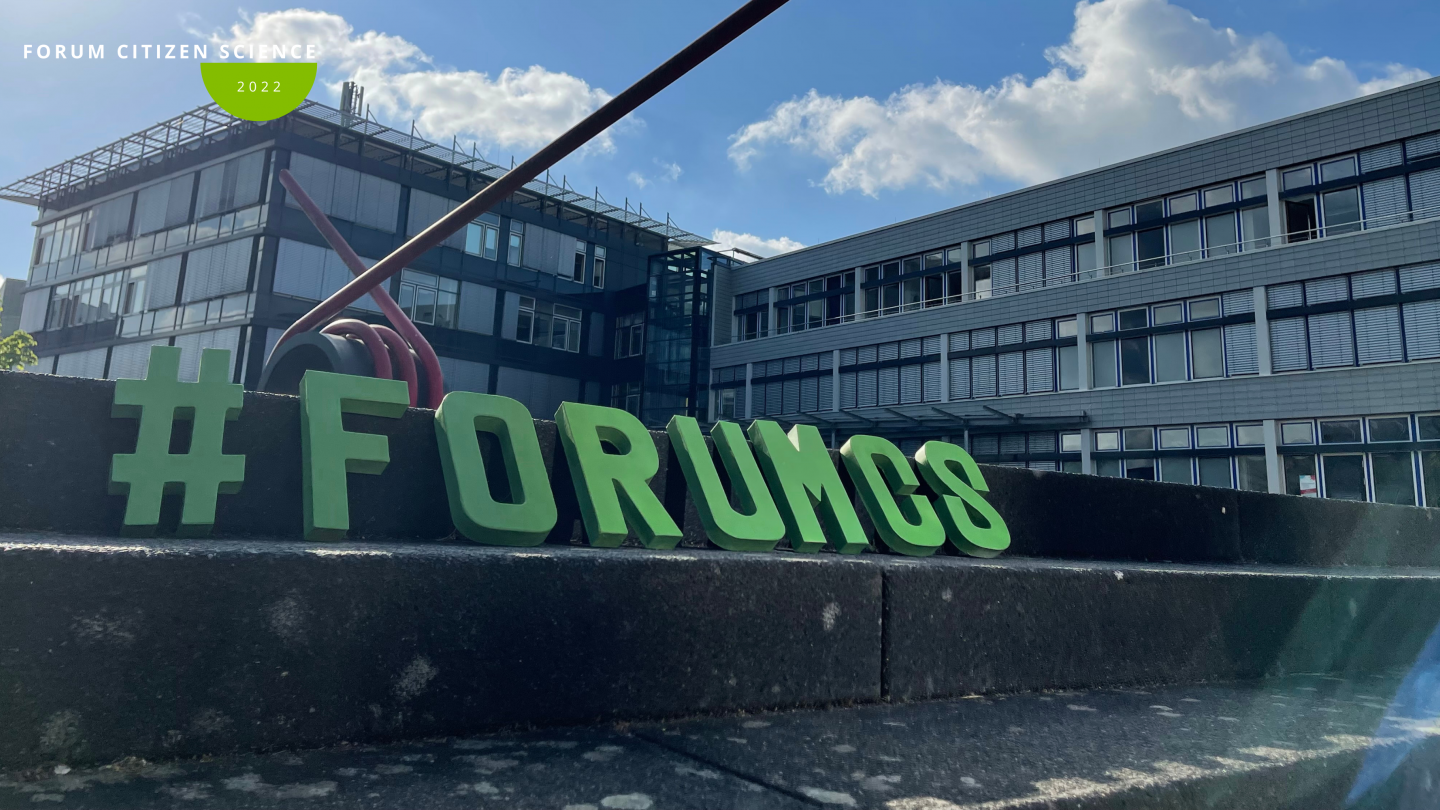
[47,268,144,329]
[1285,197,1318,242]
[1196,426,1231,448]
[464,216,500,261]
[973,265,992,300]
[1123,428,1154,450]
[1369,417,1410,442]
[1203,185,1235,208]
[1322,455,1366,500]
[1282,166,1314,190]
[1090,340,1117,388]
[610,382,641,416]
[1281,421,1315,445]
[1136,228,1165,270]
[1056,317,1077,338]
[1237,457,1268,492]
[1169,219,1201,263]
[1118,308,1147,330]
[572,242,587,283]
[1096,459,1122,477]
[1107,235,1134,274]
[1120,337,1149,385]
[1205,213,1238,257]
[1107,209,1132,229]
[1074,216,1095,236]
[1158,428,1189,449]
[517,296,582,352]
[1235,424,1265,446]
[1188,298,1220,320]
[593,246,606,289]
[1371,453,1416,505]
[1076,242,1097,278]
[1240,176,1267,200]
[1321,188,1361,236]
[1191,329,1224,378]
[1061,432,1082,453]
[1094,430,1119,451]
[1160,457,1194,484]
[1135,200,1164,223]
[1168,193,1198,215]
[615,312,644,358]
[507,221,524,266]
[1125,458,1156,481]
[1320,157,1356,183]
[1240,205,1271,249]
[1285,455,1319,496]
[1090,312,1116,333]
[1153,332,1186,382]
[1320,419,1362,444]
[972,241,991,259]
[1197,457,1233,488]
[398,270,459,328]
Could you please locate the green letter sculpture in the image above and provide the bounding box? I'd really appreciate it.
[914,440,1011,557]
[299,371,409,541]
[840,434,946,557]
[109,346,245,536]
[435,392,557,546]
[555,402,682,549]
[748,420,868,553]
[666,416,785,551]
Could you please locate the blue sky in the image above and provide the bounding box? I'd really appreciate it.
[1,0,1437,277]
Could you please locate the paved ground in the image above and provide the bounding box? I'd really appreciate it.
[3,673,1437,809]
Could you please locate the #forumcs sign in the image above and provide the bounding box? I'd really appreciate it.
[109,346,1010,557]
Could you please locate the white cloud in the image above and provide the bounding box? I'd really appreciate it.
[710,229,805,258]
[728,0,1431,196]
[628,159,683,189]
[199,9,620,153]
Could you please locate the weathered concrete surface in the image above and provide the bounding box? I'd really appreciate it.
[5,370,1440,565]
[4,674,1436,809]
[0,535,882,770]
[6,535,1440,770]
[880,556,1440,702]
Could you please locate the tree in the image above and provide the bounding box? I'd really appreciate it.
[0,303,38,372]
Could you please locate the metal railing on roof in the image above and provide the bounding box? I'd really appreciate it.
[0,99,711,247]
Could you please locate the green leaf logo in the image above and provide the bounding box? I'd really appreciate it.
[201,63,318,122]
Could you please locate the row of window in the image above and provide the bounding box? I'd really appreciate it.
[516,296,583,353]
[730,130,1440,344]
[1268,264,1440,371]
[32,152,265,285]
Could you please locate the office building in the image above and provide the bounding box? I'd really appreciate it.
[710,78,1440,507]
[0,98,723,420]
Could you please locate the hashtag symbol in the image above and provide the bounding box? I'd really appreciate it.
[109,345,246,536]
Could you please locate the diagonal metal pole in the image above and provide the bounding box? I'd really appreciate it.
[272,0,790,356]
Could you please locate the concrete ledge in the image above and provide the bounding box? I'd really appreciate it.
[882,556,1440,702]
[0,535,881,769]
[5,535,1440,769]
[4,372,1438,566]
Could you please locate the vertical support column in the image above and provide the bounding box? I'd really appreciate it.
[744,362,753,419]
[765,287,776,339]
[962,428,970,453]
[831,349,841,411]
[1094,210,1108,273]
[1265,168,1283,247]
[939,338,950,402]
[1081,428,1094,475]
[959,240,973,299]
[1253,286,1271,376]
[1263,418,1283,494]
[1076,311,1090,392]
